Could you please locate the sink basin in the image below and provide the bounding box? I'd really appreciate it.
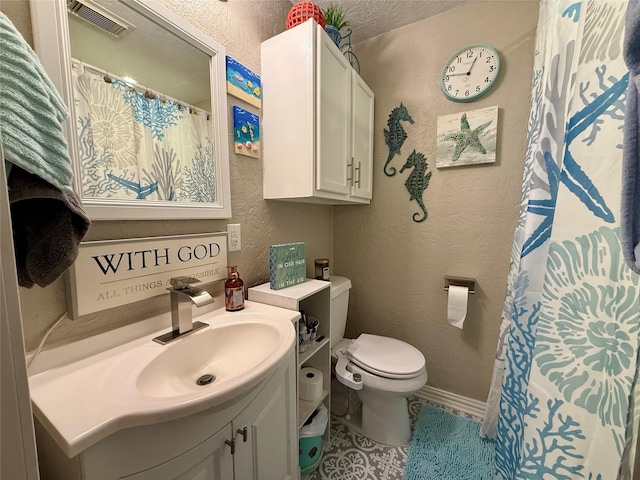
[137,320,285,398]
[28,301,298,457]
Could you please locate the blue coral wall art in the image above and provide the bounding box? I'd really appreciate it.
[226,56,262,108]
[436,106,498,168]
[233,106,260,158]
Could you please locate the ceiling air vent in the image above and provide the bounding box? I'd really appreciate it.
[66,0,135,38]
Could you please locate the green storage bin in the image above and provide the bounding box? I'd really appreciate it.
[299,435,323,475]
[299,404,328,475]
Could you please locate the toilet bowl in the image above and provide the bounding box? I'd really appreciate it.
[329,277,428,446]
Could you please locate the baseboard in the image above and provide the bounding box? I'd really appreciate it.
[415,385,486,420]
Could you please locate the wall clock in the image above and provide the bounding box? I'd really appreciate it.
[440,44,500,102]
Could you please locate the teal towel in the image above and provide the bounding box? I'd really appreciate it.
[0,12,74,192]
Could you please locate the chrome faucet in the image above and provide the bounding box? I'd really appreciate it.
[153,276,215,345]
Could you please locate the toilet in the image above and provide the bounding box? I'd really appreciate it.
[330,276,428,445]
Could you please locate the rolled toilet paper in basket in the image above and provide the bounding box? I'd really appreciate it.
[299,367,323,402]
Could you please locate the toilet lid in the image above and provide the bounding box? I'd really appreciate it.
[347,334,425,379]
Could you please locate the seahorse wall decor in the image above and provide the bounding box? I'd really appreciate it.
[383,103,414,176]
[400,150,432,223]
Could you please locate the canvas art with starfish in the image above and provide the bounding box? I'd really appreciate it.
[436,106,498,168]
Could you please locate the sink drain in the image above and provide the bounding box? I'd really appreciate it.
[196,374,215,386]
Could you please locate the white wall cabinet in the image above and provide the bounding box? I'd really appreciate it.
[248,281,331,449]
[261,19,374,204]
[35,350,297,480]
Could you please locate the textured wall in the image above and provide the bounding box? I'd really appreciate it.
[1,0,32,42]
[6,0,537,404]
[5,0,335,351]
[335,1,539,401]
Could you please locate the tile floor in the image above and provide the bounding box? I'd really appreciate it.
[303,395,482,480]
[303,397,426,480]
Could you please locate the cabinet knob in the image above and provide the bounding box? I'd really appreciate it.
[354,161,361,187]
[347,160,354,182]
[237,427,248,442]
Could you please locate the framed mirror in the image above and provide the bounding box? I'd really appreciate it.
[29,0,232,220]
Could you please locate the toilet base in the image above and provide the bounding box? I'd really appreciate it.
[358,389,411,445]
[331,400,364,435]
[331,379,412,446]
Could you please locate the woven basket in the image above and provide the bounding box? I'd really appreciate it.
[286,1,326,30]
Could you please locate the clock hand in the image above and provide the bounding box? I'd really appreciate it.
[448,58,477,77]
[466,56,478,75]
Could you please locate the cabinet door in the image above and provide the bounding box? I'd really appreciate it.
[350,73,374,200]
[316,30,351,196]
[121,425,233,480]
[233,355,297,480]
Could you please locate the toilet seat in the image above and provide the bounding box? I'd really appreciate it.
[347,334,425,380]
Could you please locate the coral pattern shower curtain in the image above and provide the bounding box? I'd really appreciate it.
[486,1,640,478]
[71,61,217,203]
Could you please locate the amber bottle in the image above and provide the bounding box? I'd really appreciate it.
[225,265,245,311]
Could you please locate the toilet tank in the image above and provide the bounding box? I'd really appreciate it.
[329,276,352,347]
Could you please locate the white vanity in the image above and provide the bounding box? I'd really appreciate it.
[30,302,299,480]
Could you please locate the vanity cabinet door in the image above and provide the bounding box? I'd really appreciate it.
[233,350,297,480]
[121,425,233,480]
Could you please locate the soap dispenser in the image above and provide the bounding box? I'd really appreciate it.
[225,265,245,311]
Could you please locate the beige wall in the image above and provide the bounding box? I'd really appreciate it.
[335,1,539,401]
[5,0,539,404]
[3,0,334,351]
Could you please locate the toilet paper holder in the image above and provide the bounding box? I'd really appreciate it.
[443,276,475,294]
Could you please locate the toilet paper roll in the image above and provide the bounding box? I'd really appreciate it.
[447,285,468,329]
[299,367,323,402]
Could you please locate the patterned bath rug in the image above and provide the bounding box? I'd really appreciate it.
[403,404,495,480]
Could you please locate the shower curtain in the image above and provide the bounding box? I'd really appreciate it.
[71,61,217,203]
[481,1,640,478]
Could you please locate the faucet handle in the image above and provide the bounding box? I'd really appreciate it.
[169,276,201,290]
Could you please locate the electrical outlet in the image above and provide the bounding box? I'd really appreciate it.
[227,224,241,251]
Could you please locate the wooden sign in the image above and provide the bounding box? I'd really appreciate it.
[269,242,306,290]
[69,232,228,318]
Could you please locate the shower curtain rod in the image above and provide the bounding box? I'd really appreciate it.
[71,58,211,118]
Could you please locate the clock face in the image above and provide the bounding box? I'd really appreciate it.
[441,45,499,102]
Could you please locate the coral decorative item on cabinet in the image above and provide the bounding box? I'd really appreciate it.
[261,19,374,205]
[286,2,326,30]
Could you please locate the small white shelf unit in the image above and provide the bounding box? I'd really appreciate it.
[248,280,332,436]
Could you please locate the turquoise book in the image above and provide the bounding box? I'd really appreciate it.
[269,242,306,290]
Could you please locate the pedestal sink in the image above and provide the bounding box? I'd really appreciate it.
[29,301,298,457]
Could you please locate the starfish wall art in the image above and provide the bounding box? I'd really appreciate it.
[436,106,498,168]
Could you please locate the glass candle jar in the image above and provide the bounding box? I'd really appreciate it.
[314,258,330,280]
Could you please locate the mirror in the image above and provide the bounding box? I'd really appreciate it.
[29,0,231,220]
